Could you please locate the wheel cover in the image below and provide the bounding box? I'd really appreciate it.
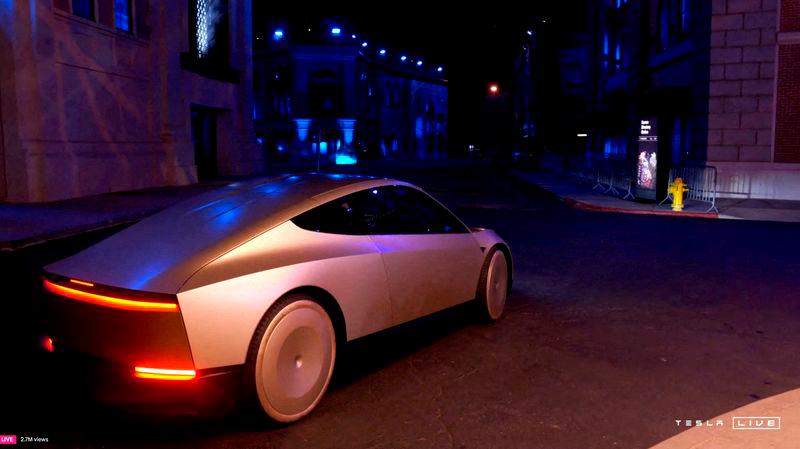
[255,300,336,422]
[486,251,509,319]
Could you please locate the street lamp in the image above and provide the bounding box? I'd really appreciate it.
[488,83,500,95]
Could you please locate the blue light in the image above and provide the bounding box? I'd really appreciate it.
[379,49,386,56]
[273,29,284,41]
[400,55,407,62]
[361,41,368,48]
[416,60,423,67]
[331,27,341,36]
[526,30,533,36]
[335,154,357,165]
[319,141,328,155]
[372,189,378,194]
[277,144,285,152]
[256,137,263,144]
[351,34,357,39]
[437,66,444,72]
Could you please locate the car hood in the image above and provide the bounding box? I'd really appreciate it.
[44,174,374,294]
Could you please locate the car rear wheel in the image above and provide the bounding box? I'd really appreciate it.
[246,294,336,423]
[476,247,510,321]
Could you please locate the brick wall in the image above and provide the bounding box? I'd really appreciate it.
[707,0,777,162]
[779,0,800,32]
[774,1,800,162]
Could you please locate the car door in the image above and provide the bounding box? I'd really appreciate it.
[367,186,484,326]
[289,189,394,339]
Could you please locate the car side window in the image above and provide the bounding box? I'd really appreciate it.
[371,186,469,235]
[292,190,380,235]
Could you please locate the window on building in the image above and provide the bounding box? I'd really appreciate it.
[114,0,132,32]
[658,0,691,50]
[191,0,230,61]
[602,4,626,75]
[59,0,136,34]
[72,0,95,20]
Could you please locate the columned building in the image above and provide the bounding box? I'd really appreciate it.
[0,0,260,202]
[253,20,448,166]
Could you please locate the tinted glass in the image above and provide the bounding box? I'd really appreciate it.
[72,0,95,20]
[115,0,132,32]
[292,189,379,235]
[371,186,468,235]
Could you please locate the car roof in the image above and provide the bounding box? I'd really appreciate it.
[45,173,412,294]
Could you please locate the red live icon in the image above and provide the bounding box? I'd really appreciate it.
[0,435,16,445]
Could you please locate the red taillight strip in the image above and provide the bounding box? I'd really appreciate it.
[69,279,94,287]
[134,366,196,381]
[43,279,178,312]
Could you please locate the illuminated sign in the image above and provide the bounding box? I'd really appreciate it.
[636,118,658,197]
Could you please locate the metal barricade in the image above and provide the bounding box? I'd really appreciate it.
[658,166,719,213]
[589,170,634,200]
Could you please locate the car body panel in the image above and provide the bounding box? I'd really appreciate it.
[178,221,392,370]
[371,233,484,325]
[44,174,382,294]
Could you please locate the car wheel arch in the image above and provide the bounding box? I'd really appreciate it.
[273,285,348,348]
[491,243,513,291]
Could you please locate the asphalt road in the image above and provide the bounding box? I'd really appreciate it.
[2,165,800,449]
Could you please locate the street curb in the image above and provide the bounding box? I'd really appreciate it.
[563,197,719,219]
[509,172,719,219]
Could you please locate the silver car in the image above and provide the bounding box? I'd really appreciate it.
[42,174,512,422]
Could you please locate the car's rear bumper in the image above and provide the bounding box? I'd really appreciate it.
[40,273,242,413]
[39,348,243,414]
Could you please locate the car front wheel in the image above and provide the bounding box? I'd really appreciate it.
[476,247,510,321]
[246,294,336,423]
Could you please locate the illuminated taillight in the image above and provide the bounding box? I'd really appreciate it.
[40,336,54,353]
[134,366,196,381]
[43,279,178,312]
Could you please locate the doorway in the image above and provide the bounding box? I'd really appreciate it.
[191,106,218,181]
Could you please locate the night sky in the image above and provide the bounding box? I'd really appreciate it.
[252,2,561,148]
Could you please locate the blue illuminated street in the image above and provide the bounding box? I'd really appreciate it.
[2,165,800,448]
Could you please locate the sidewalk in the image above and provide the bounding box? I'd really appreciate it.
[648,387,800,449]
[512,170,800,222]
[0,183,225,251]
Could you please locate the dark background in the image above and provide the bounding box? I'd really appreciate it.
[251,2,572,151]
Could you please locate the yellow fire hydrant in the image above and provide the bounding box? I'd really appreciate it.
[669,177,689,211]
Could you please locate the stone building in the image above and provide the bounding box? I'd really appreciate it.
[708,0,800,199]
[0,0,260,202]
[252,20,448,165]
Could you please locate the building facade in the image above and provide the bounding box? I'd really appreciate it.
[518,0,800,200]
[253,21,448,166]
[0,0,260,202]
[709,0,800,199]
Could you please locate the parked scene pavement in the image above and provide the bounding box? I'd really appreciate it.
[512,170,800,222]
[2,164,800,449]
